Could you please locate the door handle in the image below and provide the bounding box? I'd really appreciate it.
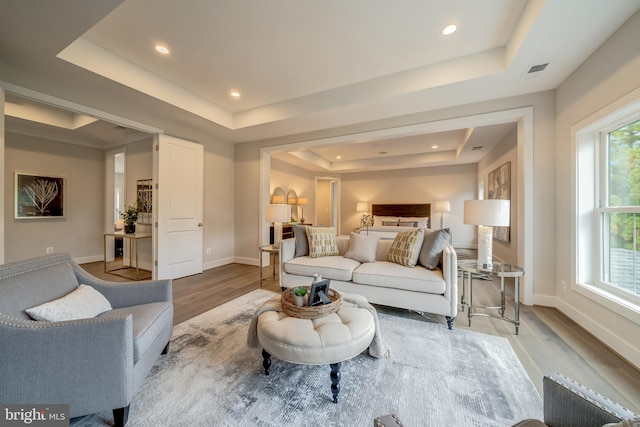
[198,223,203,227]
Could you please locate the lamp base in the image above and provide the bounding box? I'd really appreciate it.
[477,225,493,269]
[274,222,283,247]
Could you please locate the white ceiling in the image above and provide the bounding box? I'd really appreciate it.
[1,0,639,172]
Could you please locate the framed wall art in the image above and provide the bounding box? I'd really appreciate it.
[15,172,65,219]
[487,162,511,242]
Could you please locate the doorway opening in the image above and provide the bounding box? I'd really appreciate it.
[315,177,340,233]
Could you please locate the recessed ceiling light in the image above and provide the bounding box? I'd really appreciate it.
[336,155,342,160]
[230,90,241,98]
[442,24,457,36]
[432,145,438,149]
[155,44,170,54]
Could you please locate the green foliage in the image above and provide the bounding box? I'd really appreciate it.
[608,119,640,250]
[293,287,308,296]
[119,204,138,225]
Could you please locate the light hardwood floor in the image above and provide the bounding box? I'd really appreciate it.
[81,260,640,413]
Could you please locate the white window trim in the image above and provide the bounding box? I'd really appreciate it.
[574,87,640,326]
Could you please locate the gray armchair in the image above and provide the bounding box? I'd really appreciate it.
[0,253,173,426]
[514,372,639,427]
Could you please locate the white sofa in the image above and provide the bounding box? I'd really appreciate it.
[279,234,458,329]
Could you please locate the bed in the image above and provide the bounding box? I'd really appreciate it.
[358,203,431,239]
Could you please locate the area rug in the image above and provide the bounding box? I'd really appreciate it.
[72,289,542,426]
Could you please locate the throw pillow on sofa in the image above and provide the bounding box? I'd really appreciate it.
[344,232,380,263]
[292,224,310,257]
[26,284,112,322]
[419,228,451,269]
[306,226,339,258]
[387,228,425,267]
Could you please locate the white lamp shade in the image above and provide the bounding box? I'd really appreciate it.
[297,197,308,206]
[434,200,451,213]
[464,199,510,226]
[265,204,291,223]
[356,202,369,213]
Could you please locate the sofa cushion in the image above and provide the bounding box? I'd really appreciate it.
[419,228,451,269]
[101,301,173,363]
[353,261,446,294]
[292,224,310,257]
[306,226,339,258]
[387,228,424,267]
[283,255,361,281]
[26,284,112,322]
[344,232,380,263]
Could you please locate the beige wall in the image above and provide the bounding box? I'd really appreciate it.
[340,164,477,247]
[555,10,640,366]
[202,136,236,268]
[4,132,104,263]
[478,128,518,265]
[270,158,316,224]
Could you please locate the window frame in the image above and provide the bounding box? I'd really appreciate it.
[595,122,640,305]
[574,92,640,324]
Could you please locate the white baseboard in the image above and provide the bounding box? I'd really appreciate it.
[73,254,103,264]
[203,257,235,271]
[233,256,259,267]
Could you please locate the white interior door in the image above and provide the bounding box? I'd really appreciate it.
[155,134,203,279]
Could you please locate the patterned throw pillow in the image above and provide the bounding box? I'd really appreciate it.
[387,228,425,267]
[306,226,339,258]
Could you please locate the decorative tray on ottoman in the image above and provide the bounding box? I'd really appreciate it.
[281,287,342,319]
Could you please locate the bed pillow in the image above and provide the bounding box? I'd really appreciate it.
[292,224,309,257]
[374,216,399,226]
[382,221,399,226]
[306,226,339,258]
[26,284,112,322]
[399,216,429,228]
[387,228,425,267]
[418,228,451,269]
[344,232,380,263]
[398,221,418,227]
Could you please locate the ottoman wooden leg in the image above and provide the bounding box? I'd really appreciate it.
[262,349,271,375]
[330,362,341,403]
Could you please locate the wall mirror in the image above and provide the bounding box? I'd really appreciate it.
[287,189,298,205]
[271,187,285,204]
[287,189,298,221]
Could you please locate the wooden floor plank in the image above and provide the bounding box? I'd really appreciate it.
[80,260,640,413]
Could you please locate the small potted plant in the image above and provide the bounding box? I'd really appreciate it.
[293,287,308,306]
[120,204,138,234]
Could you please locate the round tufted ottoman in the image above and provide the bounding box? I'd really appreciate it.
[256,299,376,403]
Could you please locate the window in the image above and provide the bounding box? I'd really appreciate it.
[599,119,640,296]
[576,93,640,313]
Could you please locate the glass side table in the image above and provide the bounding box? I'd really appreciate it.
[259,244,280,287]
[458,259,524,335]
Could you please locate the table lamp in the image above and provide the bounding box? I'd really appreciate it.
[265,203,291,247]
[297,197,308,223]
[356,202,371,231]
[434,200,451,229]
[464,199,510,269]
